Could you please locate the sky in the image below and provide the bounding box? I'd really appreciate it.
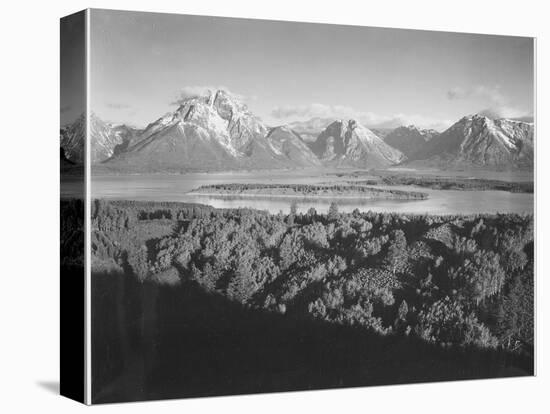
[87,9,534,131]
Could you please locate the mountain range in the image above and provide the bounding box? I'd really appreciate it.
[383,125,439,158]
[287,117,335,142]
[405,114,534,169]
[60,89,534,172]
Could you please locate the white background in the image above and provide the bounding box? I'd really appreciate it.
[0,0,548,411]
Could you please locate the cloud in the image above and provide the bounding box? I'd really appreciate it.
[447,84,531,121]
[478,106,533,121]
[106,102,131,110]
[60,105,72,113]
[371,114,453,131]
[170,85,246,106]
[271,103,336,119]
[447,85,506,103]
[171,86,215,105]
[508,115,534,123]
[271,103,451,131]
[271,103,389,124]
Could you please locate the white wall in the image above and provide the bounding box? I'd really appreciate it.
[0,0,547,412]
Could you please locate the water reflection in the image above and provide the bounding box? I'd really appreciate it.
[90,172,534,216]
[185,193,532,215]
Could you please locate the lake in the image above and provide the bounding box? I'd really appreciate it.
[81,169,534,215]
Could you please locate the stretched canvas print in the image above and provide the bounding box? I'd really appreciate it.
[60,8,535,405]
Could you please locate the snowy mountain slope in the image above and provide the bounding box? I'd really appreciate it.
[60,113,137,164]
[104,90,323,172]
[309,119,405,168]
[406,114,533,169]
[383,125,440,157]
[266,126,322,167]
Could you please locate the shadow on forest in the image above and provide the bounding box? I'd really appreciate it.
[91,269,532,404]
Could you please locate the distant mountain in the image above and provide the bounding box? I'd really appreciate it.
[309,119,405,168]
[60,113,136,163]
[406,114,534,169]
[370,128,394,140]
[104,90,322,172]
[383,125,440,158]
[266,126,322,167]
[287,117,335,142]
[109,124,142,155]
[60,114,87,163]
[420,128,440,142]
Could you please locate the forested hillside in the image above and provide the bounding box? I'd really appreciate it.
[84,199,534,402]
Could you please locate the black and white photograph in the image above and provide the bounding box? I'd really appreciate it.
[3,1,548,412]
[58,8,537,403]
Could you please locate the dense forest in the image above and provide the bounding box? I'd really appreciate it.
[376,176,532,193]
[189,183,428,200]
[84,199,534,402]
[60,198,84,267]
[327,171,533,193]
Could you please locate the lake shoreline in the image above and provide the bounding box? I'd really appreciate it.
[82,170,533,216]
[188,183,429,201]
[186,192,426,202]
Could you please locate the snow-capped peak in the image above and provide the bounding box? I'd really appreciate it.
[136,88,267,157]
[409,112,534,168]
[310,118,404,167]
